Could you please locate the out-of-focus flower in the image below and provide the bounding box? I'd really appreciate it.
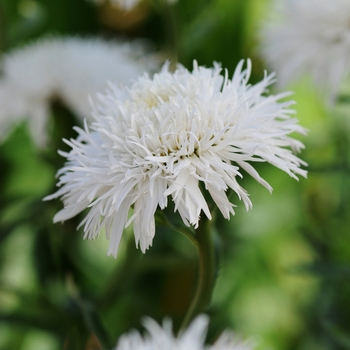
[88,0,177,12]
[0,37,157,146]
[45,59,307,257]
[115,314,256,350]
[260,0,350,102]
[90,0,141,11]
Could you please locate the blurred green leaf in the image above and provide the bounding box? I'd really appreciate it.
[291,263,350,279]
[7,1,47,44]
[322,321,350,349]
[336,94,350,105]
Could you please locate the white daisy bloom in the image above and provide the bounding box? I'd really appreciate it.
[115,314,255,350]
[260,0,350,102]
[45,60,307,257]
[88,0,177,11]
[90,0,140,10]
[0,37,157,147]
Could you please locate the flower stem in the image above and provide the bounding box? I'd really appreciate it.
[179,217,217,333]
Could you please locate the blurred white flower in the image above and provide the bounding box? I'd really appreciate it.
[260,0,350,102]
[0,36,157,146]
[88,0,177,11]
[90,0,140,10]
[115,314,255,350]
[45,59,307,256]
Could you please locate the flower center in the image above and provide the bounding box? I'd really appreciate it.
[137,90,171,109]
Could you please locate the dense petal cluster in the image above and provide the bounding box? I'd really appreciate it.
[115,315,255,350]
[88,0,177,11]
[45,60,307,256]
[0,37,157,146]
[260,0,350,101]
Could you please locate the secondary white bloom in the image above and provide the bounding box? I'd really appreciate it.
[115,315,255,350]
[260,0,350,102]
[89,0,140,10]
[45,59,307,256]
[88,0,177,11]
[0,36,157,146]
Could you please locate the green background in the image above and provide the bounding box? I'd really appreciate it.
[0,0,350,349]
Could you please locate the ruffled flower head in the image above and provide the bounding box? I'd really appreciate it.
[115,315,256,350]
[45,60,307,256]
[260,0,350,102]
[0,36,157,146]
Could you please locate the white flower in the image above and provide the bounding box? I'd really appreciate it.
[88,0,177,11]
[90,0,140,10]
[45,60,307,257]
[115,315,256,350]
[260,0,350,102]
[0,36,157,147]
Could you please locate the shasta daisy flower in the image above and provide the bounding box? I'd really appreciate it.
[89,0,140,10]
[115,315,255,350]
[45,60,307,257]
[0,36,157,146]
[260,0,350,102]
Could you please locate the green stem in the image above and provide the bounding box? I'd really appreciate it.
[179,217,217,333]
[156,211,198,246]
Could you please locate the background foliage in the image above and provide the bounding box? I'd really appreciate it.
[0,0,350,349]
